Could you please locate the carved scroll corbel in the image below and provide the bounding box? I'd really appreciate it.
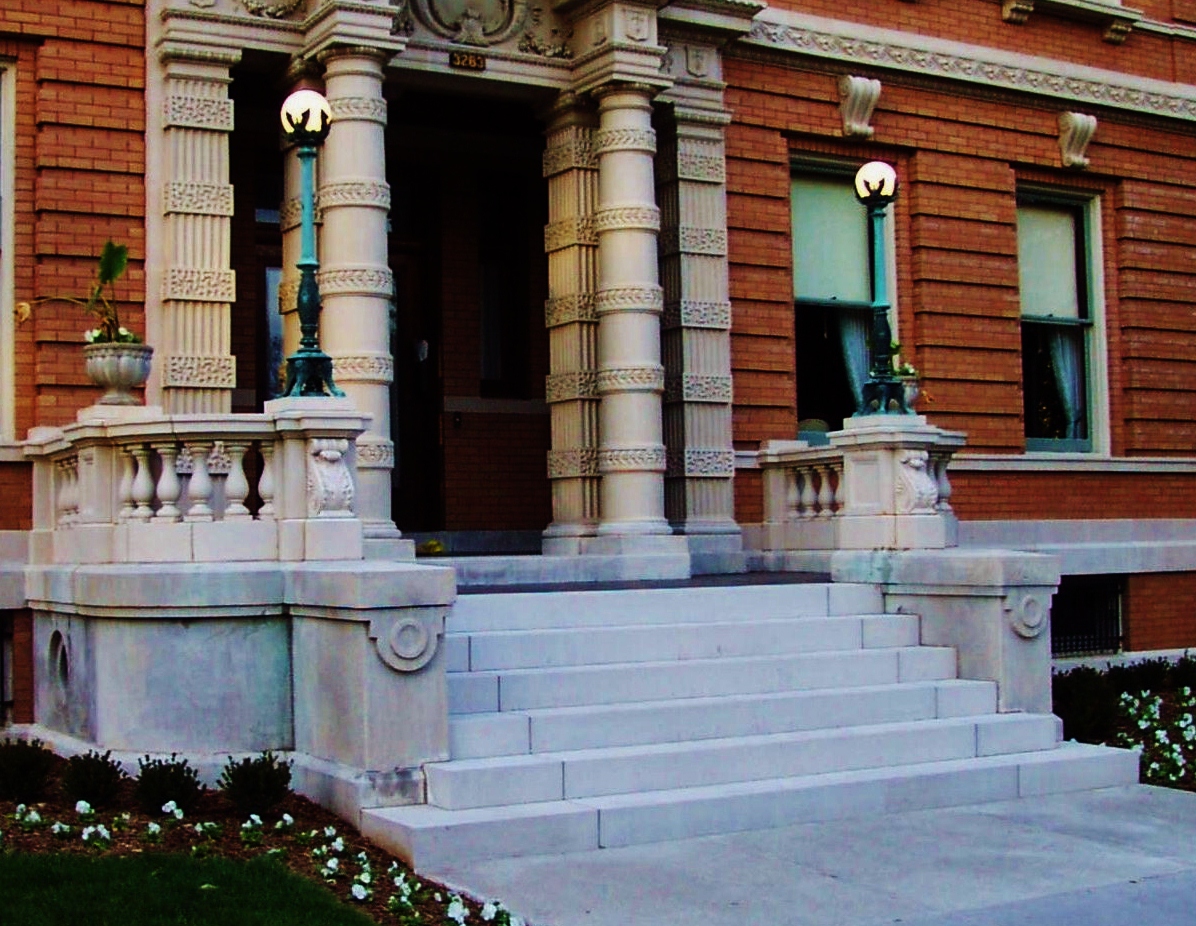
[839,75,882,139]
[1059,111,1097,169]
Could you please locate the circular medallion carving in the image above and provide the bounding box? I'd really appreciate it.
[1007,592,1049,639]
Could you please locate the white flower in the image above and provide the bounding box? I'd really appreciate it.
[358,871,371,885]
[326,857,339,871]
[82,826,96,841]
[324,826,337,837]
[331,836,345,853]
[15,804,26,817]
[147,822,161,835]
[97,824,110,841]
[351,884,368,902]
[173,807,185,820]
[75,800,93,816]
[275,813,295,830]
[249,814,262,826]
[447,895,469,924]
[481,901,499,921]
[51,822,71,835]
[162,801,178,815]
[25,810,41,825]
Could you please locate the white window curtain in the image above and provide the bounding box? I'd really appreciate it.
[838,311,869,409]
[1048,329,1085,440]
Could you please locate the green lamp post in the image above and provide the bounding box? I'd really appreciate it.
[280,88,343,398]
[853,159,908,415]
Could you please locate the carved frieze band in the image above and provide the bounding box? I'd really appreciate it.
[676,151,727,184]
[666,448,736,478]
[279,196,323,233]
[545,371,599,403]
[662,300,733,330]
[593,205,661,233]
[593,127,657,155]
[333,354,395,384]
[162,355,236,389]
[543,138,597,177]
[544,217,597,253]
[165,96,234,132]
[278,279,298,313]
[547,448,600,479]
[660,227,728,257]
[164,182,234,216]
[746,14,1196,123]
[356,439,396,470]
[664,374,733,404]
[316,267,394,298]
[162,268,236,303]
[598,446,668,473]
[320,180,391,211]
[328,97,388,125]
[596,365,665,394]
[594,285,664,316]
[545,293,598,327]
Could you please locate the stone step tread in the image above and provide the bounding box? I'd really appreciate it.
[448,613,907,637]
[448,646,958,713]
[362,743,1138,869]
[447,614,919,671]
[448,679,998,758]
[447,583,884,633]
[425,714,1062,808]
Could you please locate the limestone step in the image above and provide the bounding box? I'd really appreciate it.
[448,645,958,714]
[446,613,920,672]
[448,582,884,633]
[448,679,999,759]
[361,742,1139,871]
[425,713,1063,810]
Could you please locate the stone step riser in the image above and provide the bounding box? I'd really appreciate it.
[448,646,958,714]
[448,583,884,633]
[446,614,920,673]
[425,714,1062,810]
[448,680,999,759]
[361,744,1140,870]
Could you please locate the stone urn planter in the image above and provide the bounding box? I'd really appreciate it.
[83,342,153,406]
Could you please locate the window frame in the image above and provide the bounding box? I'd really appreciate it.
[1016,187,1108,455]
[790,161,899,435]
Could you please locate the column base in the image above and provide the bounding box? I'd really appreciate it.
[578,532,690,557]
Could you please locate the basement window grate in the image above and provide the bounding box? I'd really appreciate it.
[1050,574,1123,658]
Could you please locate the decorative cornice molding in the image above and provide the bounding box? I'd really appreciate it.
[742,10,1196,125]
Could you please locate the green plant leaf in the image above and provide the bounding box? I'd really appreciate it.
[97,240,128,287]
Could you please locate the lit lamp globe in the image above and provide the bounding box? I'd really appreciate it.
[280,89,332,146]
[853,159,898,207]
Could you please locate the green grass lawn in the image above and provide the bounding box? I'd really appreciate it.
[0,853,378,926]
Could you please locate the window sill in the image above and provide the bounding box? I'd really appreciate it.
[952,453,1196,474]
[1001,0,1143,44]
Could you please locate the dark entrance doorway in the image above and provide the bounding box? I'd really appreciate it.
[385,88,552,536]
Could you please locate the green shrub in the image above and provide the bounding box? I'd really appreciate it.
[1052,666,1118,743]
[134,754,204,815]
[61,750,127,809]
[0,737,56,802]
[218,751,293,817]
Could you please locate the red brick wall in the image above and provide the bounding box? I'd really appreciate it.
[9,610,32,724]
[1125,573,1196,652]
[724,19,1196,525]
[0,462,32,531]
[1,1,146,433]
[442,412,551,531]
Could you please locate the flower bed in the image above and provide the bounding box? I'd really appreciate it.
[0,745,521,926]
[1053,655,1196,790]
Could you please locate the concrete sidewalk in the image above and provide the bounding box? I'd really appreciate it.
[426,785,1196,926]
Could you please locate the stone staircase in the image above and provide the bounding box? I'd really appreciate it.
[361,582,1137,870]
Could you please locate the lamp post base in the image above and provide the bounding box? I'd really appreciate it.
[284,351,345,399]
[857,377,910,415]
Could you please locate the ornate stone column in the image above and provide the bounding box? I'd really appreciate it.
[657,43,741,564]
[311,48,409,558]
[154,44,240,414]
[542,93,601,554]
[587,84,680,549]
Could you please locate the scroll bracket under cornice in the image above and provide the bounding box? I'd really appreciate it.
[839,75,881,139]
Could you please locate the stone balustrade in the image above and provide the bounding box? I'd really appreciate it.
[750,415,966,552]
[24,398,371,564]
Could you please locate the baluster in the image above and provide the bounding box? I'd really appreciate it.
[117,446,136,521]
[816,464,834,518]
[833,461,845,513]
[934,454,954,512]
[257,442,276,521]
[184,441,214,521]
[153,442,182,522]
[55,460,72,528]
[223,442,251,521]
[130,445,155,522]
[784,470,799,521]
[798,467,817,519]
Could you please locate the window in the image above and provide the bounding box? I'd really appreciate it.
[791,171,895,438]
[1017,194,1104,452]
[1050,574,1123,657]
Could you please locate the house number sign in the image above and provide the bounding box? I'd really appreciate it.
[449,50,487,71]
